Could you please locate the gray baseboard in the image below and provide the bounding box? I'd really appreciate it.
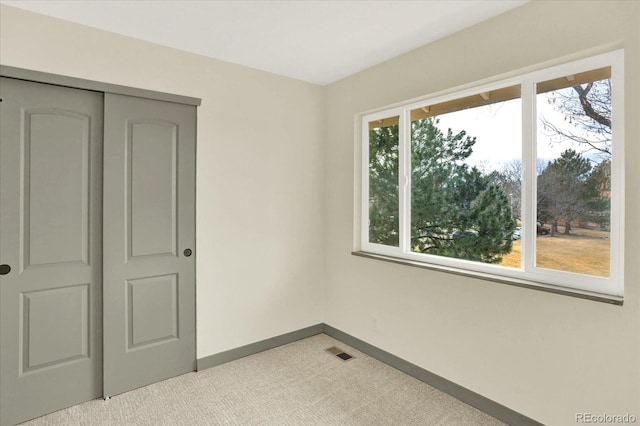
[322,324,543,426]
[197,323,542,426]
[196,324,324,371]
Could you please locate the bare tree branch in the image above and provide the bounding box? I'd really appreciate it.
[573,83,611,128]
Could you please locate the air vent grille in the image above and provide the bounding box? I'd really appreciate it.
[325,346,355,361]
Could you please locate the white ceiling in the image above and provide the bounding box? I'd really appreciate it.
[1,0,528,85]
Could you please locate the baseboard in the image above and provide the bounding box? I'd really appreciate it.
[197,323,542,426]
[196,324,324,371]
[321,324,543,426]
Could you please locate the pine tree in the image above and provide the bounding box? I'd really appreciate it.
[537,149,592,235]
[368,124,400,246]
[410,118,515,263]
[367,117,516,263]
[583,160,611,230]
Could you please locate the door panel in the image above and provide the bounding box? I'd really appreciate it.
[128,120,178,258]
[22,284,90,370]
[103,93,196,397]
[128,274,178,348]
[0,77,103,425]
[22,109,91,268]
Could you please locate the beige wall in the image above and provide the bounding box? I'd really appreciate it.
[0,5,326,358]
[324,1,639,424]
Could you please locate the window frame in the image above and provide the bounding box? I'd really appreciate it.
[358,49,624,300]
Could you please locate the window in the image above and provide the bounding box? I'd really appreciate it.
[359,50,624,299]
[368,114,400,247]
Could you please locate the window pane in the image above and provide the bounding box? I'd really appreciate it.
[368,117,399,246]
[410,87,521,266]
[536,68,611,277]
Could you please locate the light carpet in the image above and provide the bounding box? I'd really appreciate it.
[22,334,505,425]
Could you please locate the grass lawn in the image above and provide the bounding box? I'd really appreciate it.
[498,228,610,277]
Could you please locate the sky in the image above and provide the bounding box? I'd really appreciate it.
[431,90,606,173]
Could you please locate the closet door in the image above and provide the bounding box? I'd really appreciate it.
[0,77,103,425]
[102,93,196,397]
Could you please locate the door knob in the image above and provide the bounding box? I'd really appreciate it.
[0,264,11,275]
[183,249,192,257]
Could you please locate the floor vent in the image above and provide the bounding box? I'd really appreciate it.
[325,346,355,361]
